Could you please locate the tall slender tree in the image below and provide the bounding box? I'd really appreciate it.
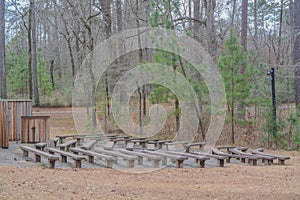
[294,0,300,112]
[0,0,6,99]
[30,0,39,105]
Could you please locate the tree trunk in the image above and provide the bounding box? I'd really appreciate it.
[0,0,6,99]
[53,0,62,79]
[294,0,300,112]
[241,0,248,53]
[206,0,217,59]
[193,0,200,41]
[28,2,33,100]
[31,0,39,106]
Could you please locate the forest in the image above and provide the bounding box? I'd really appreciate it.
[0,0,299,148]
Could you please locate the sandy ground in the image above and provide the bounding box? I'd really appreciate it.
[0,107,299,199]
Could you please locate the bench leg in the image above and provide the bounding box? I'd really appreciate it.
[128,160,134,168]
[226,158,231,163]
[266,159,273,165]
[199,160,205,168]
[75,160,82,168]
[88,155,94,163]
[217,159,224,167]
[106,160,113,168]
[153,160,160,168]
[137,157,143,165]
[61,155,67,162]
[162,158,167,165]
[278,159,285,165]
[59,147,65,151]
[176,160,184,168]
[249,159,257,166]
[23,150,29,157]
[159,143,163,149]
[48,160,56,169]
[241,158,246,163]
[35,154,41,162]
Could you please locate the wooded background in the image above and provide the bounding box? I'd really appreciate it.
[0,0,299,148]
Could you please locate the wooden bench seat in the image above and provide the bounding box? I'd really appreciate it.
[57,139,77,151]
[190,152,228,167]
[251,149,290,165]
[81,140,97,150]
[228,148,263,166]
[34,143,47,151]
[94,148,137,168]
[183,142,206,153]
[211,147,246,163]
[103,141,115,150]
[165,141,188,151]
[119,149,162,168]
[142,150,188,168]
[148,140,173,149]
[20,146,59,169]
[167,151,209,168]
[47,147,86,168]
[70,148,116,168]
[126,142,135,151]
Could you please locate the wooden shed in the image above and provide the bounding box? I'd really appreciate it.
[21,116,50,143]
[0,100,32,148]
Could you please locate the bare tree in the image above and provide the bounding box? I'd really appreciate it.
[0,0,6,99]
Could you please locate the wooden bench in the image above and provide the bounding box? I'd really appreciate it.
[167,151,210,168]
[70,148,116,168]
[81,140,97,150]
[190,152,228,167]
[146,143,156,151]
[183,142,206,153]
[103,141,115,150]
[34,143,47,151]
[165,141,188,151]
[20,146,59,169]
[142,150,188,168]
[47,147,86,168]
[251,149,290,165]
[57,139,77,151]
[148,140,173,149]
[94,148,137,168]
[126,142,135,151]
[119,149,162,168]
[211,147,245,163]
[228,148,262,166]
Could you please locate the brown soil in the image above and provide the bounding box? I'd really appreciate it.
[0,107,299,199]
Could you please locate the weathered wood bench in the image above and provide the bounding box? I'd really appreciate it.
[70,148,116,168]
[211,147,246,163]
[103,141,115,150]
[119,149,162,168]
[57,139,77,151]
[94,148,137,168]
[183,142,206,153]
[228,148,262,166]
[190,152,228,167]
[167,151,210,168]
[146,143,156,151]
[34,143,47,151]
[20,146,59,169]
[142,150,188,168]
[125,142,135,151]
[165,141,188,151]
[148,140,173,149]
[81,140,97,150]
[47,147,86,168]
[251,149,290,165]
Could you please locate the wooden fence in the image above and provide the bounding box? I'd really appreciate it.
[0,100,32,148]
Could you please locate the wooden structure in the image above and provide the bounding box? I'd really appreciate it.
[21,116,50,143]
[0,100,32,148]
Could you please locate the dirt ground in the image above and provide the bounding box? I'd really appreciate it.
[0,107,299,199]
